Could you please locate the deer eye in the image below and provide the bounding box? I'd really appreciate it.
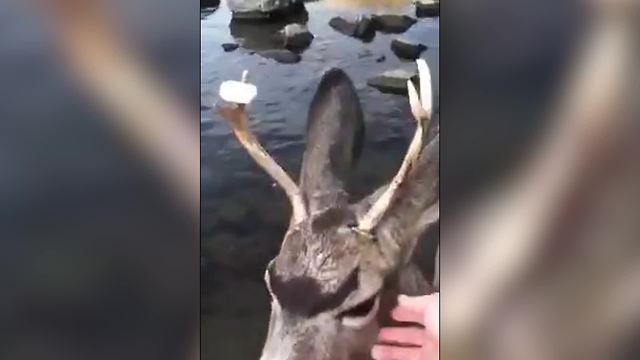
[339,294,380,329]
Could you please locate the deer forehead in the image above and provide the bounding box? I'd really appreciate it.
[274,234,362,290]
[276,209,363,278]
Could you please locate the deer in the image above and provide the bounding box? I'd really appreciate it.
[216,59,439,360]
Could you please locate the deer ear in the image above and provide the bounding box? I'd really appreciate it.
[300,69,365,215]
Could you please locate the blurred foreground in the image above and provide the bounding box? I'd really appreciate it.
[0,1,199,360]
[441,1,640,359]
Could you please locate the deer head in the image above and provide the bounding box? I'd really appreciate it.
[216,60,439,360]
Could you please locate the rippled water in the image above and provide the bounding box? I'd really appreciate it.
[201,1,438,358]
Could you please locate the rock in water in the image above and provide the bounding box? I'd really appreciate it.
[229,13,309,52]
[221,43,240,52]
[329,16,375,41]
[280,23,314,51]
[415,0,440,18]
[376,55,386,63]
[354,16,376,40]
[391,38,427,60]
[228,0,304,20]
[371,14,417,33]
[329,17,355,35]
[201,0,220,8]
[367,68,418,95]
[258,49,302,64]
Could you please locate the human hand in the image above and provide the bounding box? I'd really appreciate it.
[371,293,439,360]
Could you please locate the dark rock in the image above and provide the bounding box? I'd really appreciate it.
[280,23,314,51]
[391,38,427,60]
[371,14,417,33]
[201,9,217,20]
[329,16,375,42]
[228,0,306,20]
[354,16,376,40]
[258,49,301,64]
[415,1,440,18]
[329,17,355,36]
[201,0,220,8]
[376,55,386,63]
[367,68,418,95]
[221,43,239,52]
[229,10,309,52]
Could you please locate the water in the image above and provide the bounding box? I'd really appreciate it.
[201,1,438,358]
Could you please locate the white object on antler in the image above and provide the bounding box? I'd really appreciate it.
[219,70,257,104]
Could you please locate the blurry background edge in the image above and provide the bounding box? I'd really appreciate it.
[441,0,640,359]
[0,1,199,360]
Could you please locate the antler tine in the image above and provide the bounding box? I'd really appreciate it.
[357,60,432,233]
[216,72,307,224]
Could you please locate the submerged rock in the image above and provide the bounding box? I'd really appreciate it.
[329,16,375,42]
[367,68,418,95]
[391,38,427,60]
[358,48,373,59]
[376,55,386,63]
[221,43,240,52]
[228,0,305,20]
[280,23,314,51]
[258,49,302,63]
[371,14,417,33]
[415,0,440,18]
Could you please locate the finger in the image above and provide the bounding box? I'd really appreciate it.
[426,293,439,338]
[371,344,423,360]
[397,294,430,313]
[398,294,439,334]
[377,327,426,346]
[390,306,424,324]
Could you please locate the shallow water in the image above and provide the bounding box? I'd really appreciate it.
[201,1,438,358]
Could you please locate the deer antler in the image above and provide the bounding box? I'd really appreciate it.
[216,71,307,224]
[358,59,433,233]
